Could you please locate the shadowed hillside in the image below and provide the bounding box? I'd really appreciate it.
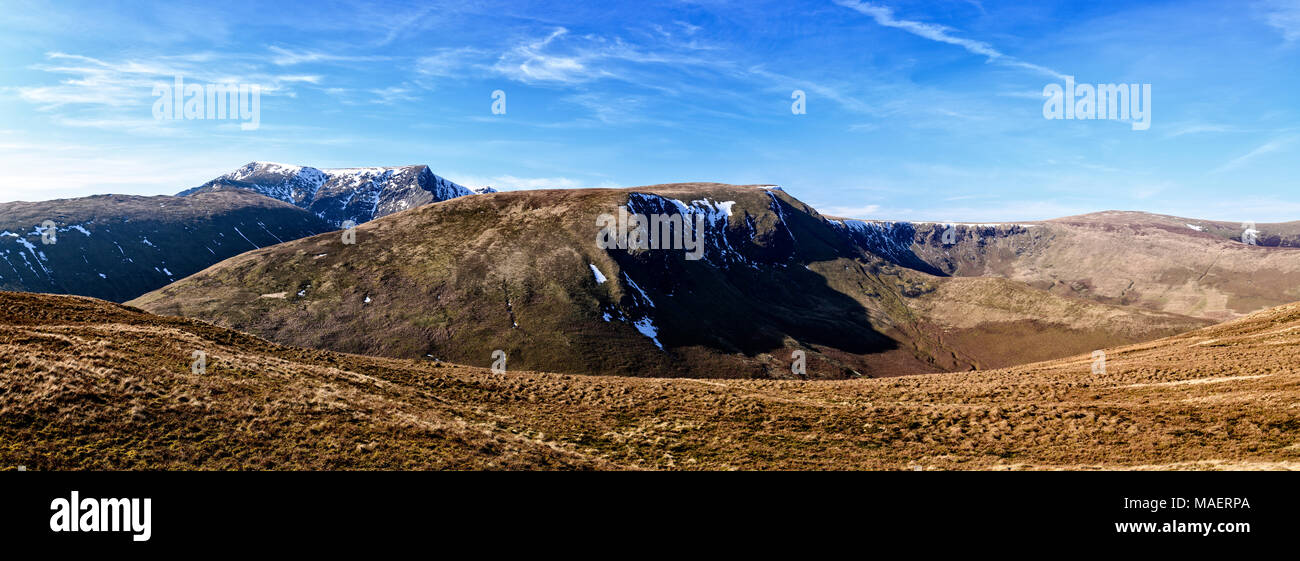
[0,191,332,302]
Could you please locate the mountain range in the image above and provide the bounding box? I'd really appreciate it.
[5,163,1299,381]
[6,162,1300,471]
[178,161,473,226]
[129,182,1252,378]
[0,161,475,302]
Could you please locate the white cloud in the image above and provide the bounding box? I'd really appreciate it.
[17,51,319,112]
[814,204,881,218]
[415,47,489,77]
[367,86,419,105]
[0,141,245,202]
[833,0,1067,80]
[1213,137,1293,173]
[491,28,609,84]
[1260,0,1300,43]
[450,173,621,191]
[268,46,387,66]
[1164,122,1237,138]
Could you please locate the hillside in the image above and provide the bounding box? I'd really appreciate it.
[130,184,1207,378]
[180,161,472,226]
[838,212,1300,321]
[0,191,332,302]
[0,291,608,470]
[4,291,1297,470]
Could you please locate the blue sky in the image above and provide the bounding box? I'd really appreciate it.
[1,0,1298,221]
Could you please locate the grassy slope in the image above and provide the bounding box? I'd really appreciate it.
[3,291,1298,470]
[907,276,1215,368]
[0,292,608,470]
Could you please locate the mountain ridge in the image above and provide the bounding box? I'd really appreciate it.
[179,161,473,226]
[0,190,332,302]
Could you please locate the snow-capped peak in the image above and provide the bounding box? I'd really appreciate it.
[184,162,475,227]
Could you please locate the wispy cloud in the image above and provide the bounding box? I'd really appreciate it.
[1260,0,1300,43]
[415,47,489,77]
[268,46,389,66]
[832,0,1068,80]
[17,51,318,111]
[367,85,420,105]
[1164,122,1238,138]
[492,28,604,84]
[1213,137,1293,172]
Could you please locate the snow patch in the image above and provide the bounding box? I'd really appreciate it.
[623,273,654,308]
[633,317,664,350]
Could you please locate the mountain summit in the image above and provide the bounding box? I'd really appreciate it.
[179,161,472,226]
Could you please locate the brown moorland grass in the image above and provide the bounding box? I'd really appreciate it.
[2,291,1297,470]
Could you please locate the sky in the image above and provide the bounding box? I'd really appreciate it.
[0,0,1297,221]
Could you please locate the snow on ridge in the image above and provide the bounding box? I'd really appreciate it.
[590,263,607,284]
[625,192,770,268]
[199,161,474,227]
